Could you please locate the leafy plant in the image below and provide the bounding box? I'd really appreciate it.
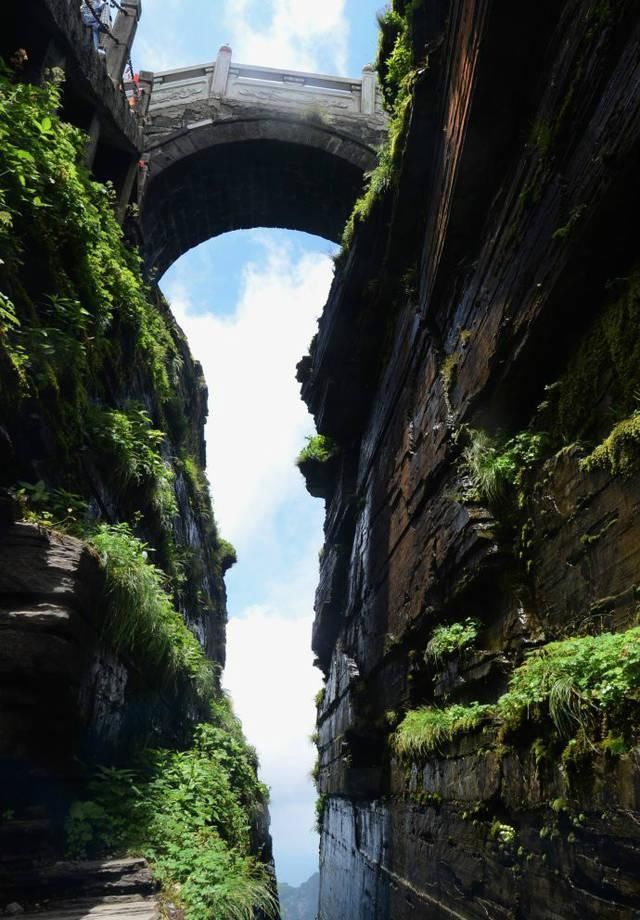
[425,619,480,665]
[314,795,327,833]
[296,434,338,466]
[498,627,640,738]
[14,480,88,536]
[462,429,546,509]
[340,1,422,253]
[90,405,166,486]
[392,703,492,758]
[217,539,238,573]
[66,710,276,920]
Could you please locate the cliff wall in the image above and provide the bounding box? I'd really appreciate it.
[300,0,640,916]
[0,55,276,918]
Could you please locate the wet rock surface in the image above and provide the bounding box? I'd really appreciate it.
[304,0,640,916]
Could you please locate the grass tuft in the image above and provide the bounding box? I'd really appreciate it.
[90,523,213,697]
[392,703,491,758]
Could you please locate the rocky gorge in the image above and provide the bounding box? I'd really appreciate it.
[298,0,640,916]
[1,0,640,917]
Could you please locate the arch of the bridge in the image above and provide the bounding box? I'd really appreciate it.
[140,115,378,277]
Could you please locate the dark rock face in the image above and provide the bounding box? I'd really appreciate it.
[303,0,640,917]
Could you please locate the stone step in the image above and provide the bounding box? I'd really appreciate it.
[0,858,158,904]
[20,894,159,920]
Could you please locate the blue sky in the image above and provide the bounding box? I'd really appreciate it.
[133,0,381,887]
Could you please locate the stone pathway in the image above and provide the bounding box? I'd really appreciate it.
[2,859,159,920]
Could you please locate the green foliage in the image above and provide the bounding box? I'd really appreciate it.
[376,10,412,111]
[90,405,179,524]
[392,703,491,758]
[89,523,213,696]
[553,271,640,444]
[396,628,640,761]
[425,619,479,665]
[0,69,177,424]
[315,687,326,709]
[462,429,546,510]
[314,795,327,834]
[90,405,166,485]
[340,2,421,252]
[66,713,276,920]
[490,820,516,847]
[13,480,88,536]
[498,627,640,739]
[218,539,238,573]
[551,204,587,241]
[580,412,640,478]
[296,434,338,466]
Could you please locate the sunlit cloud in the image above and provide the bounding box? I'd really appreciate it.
[224,0,349,74]
[224,607,323,885]
[166,239,331,549]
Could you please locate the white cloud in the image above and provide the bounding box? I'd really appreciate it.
[224,607,323,884]
[167,240,332,549]
[165,238,329,883]
[224,0,349,74]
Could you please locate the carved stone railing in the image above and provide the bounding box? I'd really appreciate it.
[148,45,384,120]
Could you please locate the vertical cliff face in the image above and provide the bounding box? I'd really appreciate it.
[300,0,640,916]
[0,64,276,916]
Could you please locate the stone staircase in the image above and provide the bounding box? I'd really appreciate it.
[1,858,159,920]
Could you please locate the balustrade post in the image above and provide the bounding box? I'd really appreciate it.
[360,64,377,114]
[211,44,232,97]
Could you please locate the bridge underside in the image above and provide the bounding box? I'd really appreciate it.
[141,118,376,276]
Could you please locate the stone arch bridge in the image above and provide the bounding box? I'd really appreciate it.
[139,46,388,276]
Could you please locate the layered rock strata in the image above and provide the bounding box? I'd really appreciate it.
[300,0,640,916]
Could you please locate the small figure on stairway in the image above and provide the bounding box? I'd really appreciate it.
[80,0,110,55]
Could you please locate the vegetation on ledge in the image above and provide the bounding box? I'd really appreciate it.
[392,703,491,757]
[395,627,640,762]
[66,698,277,920]
[498,627,640,739]
[580,412,640,478]
[90,523,214,697]
[425,619,480,665]
[296,434,339,466]
[461,428,547,512]
[339,1,425,253]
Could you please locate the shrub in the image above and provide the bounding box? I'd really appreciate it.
[392,703,492,758]
[89,523,213,696]
[66,713,276,920]
[425,619,480,665]
[90,405,166,486]
[0,68,178,436]
[14,480,88,536]
[462,429,546,509]
[296,434,338,466]
[498,627,640,737]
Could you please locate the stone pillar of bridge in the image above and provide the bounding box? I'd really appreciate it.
[211,44,232,97]
[106,0,142,82]
[361,64,377,114]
